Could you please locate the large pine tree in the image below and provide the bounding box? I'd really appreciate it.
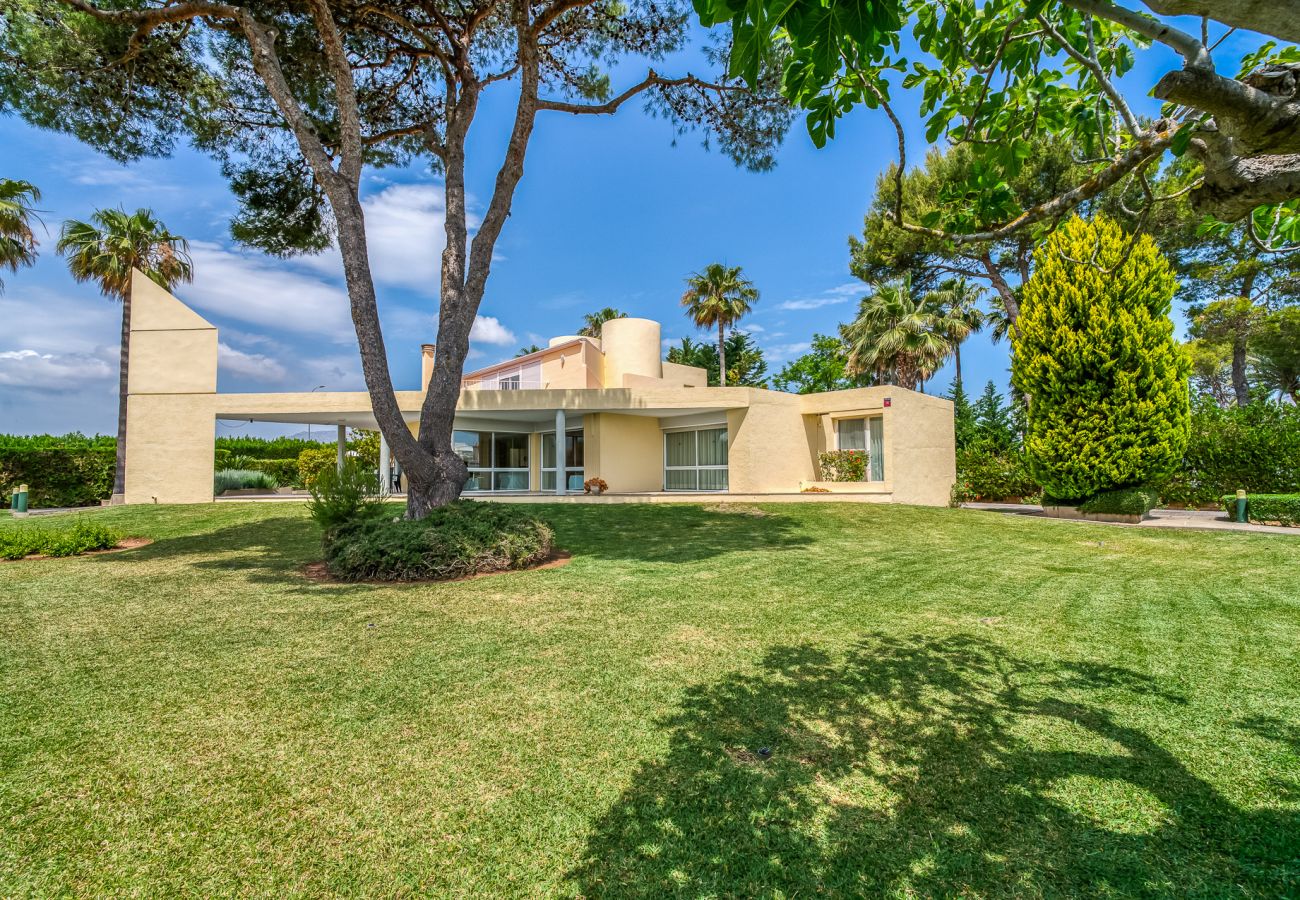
[1012,217,1190,502]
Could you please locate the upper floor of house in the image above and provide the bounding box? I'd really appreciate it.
[423,317,709,393]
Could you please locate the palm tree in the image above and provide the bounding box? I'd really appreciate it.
[577,307,628,337]
[58,209,193,501]
[841,276,951,392]
[515,344,544,357]
[924,278,985,387]
[0,179,42,294]
[680,263,758,387]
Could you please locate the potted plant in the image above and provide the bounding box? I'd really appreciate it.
[583,477,609,495]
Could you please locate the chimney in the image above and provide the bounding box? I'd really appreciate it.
[421,343,436,389]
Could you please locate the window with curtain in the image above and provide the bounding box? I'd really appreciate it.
[835,416,884,481]
[868,417,884,481]
[836,418,867,451]
[664,426,728,491]
[541,430,584,491]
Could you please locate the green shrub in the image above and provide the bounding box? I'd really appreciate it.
[0,517,121,559]
[214,469,278,493]
[0,447,115,508]
[216,436,324,460]
[214,448,232,468]
[307,459,384,533]
[324,501,555,582]
[297,446,338,488]
[1159,401,1300,507]
[818,449,867,482]
[247,458,300,487]
[1012,216,1190,503]
[952,446,1039,502]
[1077,487,1159,517]
[1221,493,1300,527]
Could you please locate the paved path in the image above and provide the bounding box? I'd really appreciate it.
[962,502,1298,535]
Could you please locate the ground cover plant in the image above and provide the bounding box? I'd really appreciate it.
[0,502,1296,895]
[0,517,120,559]
[324,502,556,582]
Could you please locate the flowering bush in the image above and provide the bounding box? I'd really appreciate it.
[951,447,1039,503]
[583,477,609,494]
[818,450,868,482]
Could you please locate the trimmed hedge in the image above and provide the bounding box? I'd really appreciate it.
[1078,487,1159,517]
[1221,494,1300,527]
[0,518,121,560]
[1159,402,1300,507]
[324,501,555,582]
[215,436,325,460]
[0,448,115,508]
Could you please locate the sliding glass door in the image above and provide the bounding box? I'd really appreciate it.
[454,430,530,492]
[664,426,729,491]
[542,429,584,491]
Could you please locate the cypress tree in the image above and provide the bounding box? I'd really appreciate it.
[1011,216,1190,501]
[946,379,979,449]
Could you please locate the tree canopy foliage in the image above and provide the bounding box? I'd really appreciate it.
[0,0,791,515]
[666,331,767,386]
[771,333,863,394]
[694,0,1300,252]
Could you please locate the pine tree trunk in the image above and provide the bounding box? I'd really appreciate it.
[113,283,131,501]
[717,321,726,387]
[1232,336,1250,407]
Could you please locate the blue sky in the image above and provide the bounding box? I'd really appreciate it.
[0,21,1215,437]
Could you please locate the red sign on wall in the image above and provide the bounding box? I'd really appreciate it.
[883,397,892,408]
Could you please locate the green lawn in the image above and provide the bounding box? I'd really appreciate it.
[1,502,1297,897]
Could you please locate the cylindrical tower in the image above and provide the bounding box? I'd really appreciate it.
[600,317,661,387]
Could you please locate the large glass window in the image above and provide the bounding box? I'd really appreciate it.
[454,429,530,492]
[541,429,584,491]
[664,426,728,491]
[835,417,883,481]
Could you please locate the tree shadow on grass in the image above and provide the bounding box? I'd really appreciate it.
[104,503,811,588]
[570,633,1299,897]
[94,511,345,591]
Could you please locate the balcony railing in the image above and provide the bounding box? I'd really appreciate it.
[462,376,543,391]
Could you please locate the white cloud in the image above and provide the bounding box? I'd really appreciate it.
[297,182,467,293]
[764,341,811,361]
[183,241,354,340]
[218,342,288,383]
[470,315,516,346]
[778,282,862,311]
[779,296,851,311]
[0,349,115,390]
[3,286,120,355]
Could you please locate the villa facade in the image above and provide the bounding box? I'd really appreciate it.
[122,272,956,505]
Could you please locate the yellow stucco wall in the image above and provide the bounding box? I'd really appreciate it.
[124,272,218,505]
[726,392,819,493]
[885,390,957,505]
[585,413,664,492]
